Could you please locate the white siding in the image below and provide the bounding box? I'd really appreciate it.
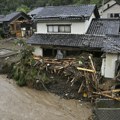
[101,53,118,78]
[36,13,95,34]
[99,0,116,15]
[33,46,43,56]
[99,4,120,18]
[85,13,95,32]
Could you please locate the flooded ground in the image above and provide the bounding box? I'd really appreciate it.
[0,75,92,120]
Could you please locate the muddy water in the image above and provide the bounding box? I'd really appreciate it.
[0,75,92,120]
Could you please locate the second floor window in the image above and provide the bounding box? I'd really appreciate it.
[47,25,71,33]
[108,13,120,18]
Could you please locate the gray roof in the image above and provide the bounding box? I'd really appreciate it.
[0,12,31,23]
[103,35,120,53]
[27,33,106,50]
[28,7,44,16]
[87,19,120,35]
[3,12,21,22]
[35,5,99,21]
[27,33,120,53]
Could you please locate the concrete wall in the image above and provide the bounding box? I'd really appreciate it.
[101,53,118,78]
[99,3,120,18]
[32,45,43,56]
[36,14,95,34]
[99,0,116,15]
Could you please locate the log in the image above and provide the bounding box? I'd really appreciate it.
[93,92,120,101]
[101,89,120,94]
[89,55,98,88]
[77,67,95,73]
[89,56,96,73]
[78,81,84,93]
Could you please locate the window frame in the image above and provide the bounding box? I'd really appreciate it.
[47,24,71,33]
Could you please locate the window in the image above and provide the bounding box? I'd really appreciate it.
[109,13,120,18]
[47,25,71,33]
[114,13,119,18]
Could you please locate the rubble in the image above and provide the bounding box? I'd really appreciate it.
[5,41,120,101]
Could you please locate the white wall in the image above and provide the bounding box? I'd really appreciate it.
[36,13,95,34]
[99,0,116,15]
[32,45,43,56]
[85,13,95,32]
[101,53,118,78]
[101,4,120,18]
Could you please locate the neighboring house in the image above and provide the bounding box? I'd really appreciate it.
[99,0,120,18]
[87,18,120,78]
[0,12,32,37]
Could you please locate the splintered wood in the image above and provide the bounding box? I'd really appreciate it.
[33,55,120,101]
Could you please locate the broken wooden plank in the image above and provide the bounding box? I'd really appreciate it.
[101,89,120,94]
[77,67,95,73]
[93,92,120,101]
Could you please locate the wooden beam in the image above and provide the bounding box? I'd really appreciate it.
[77,67,95,73]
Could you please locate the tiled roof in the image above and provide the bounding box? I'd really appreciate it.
[103,35,120,53]
[28,7,44,16]
[1,12,31,22]
[87,19,120,35]
[35,5,99,20]
[27,33,106,50]
[27,33,120,53]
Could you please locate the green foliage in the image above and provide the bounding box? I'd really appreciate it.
[1,0,120,14]
[16,5,30,13]
[12,39,52,87]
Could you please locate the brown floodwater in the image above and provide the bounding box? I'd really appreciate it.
[0,75,92,120]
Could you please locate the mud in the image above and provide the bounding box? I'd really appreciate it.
[0,75,92,120]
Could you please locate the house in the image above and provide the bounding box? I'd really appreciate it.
[99,0,120,18]
[27,5,120,79]
[87,18,120,78]
[0,12,32,37]
[27,5,100,56]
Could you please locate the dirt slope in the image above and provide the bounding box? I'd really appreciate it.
[0,75,92,120]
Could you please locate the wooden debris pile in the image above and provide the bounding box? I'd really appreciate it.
[34,55,120,101]
[33,54,100,99]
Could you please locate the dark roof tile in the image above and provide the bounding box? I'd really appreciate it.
[35,5,99,20]
[27,33,105,49]
[27,33,120,53]
[87,19,120,35]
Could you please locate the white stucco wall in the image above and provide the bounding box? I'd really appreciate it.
[99,0,116,15]
[36,13,95,34]
[101,53,118,78]
[99,4,120,18]
[33,46,43,56]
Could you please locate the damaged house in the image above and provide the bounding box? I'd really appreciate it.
[27,5,100,56]
[0,12,32,37]
[27,5,120,79]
